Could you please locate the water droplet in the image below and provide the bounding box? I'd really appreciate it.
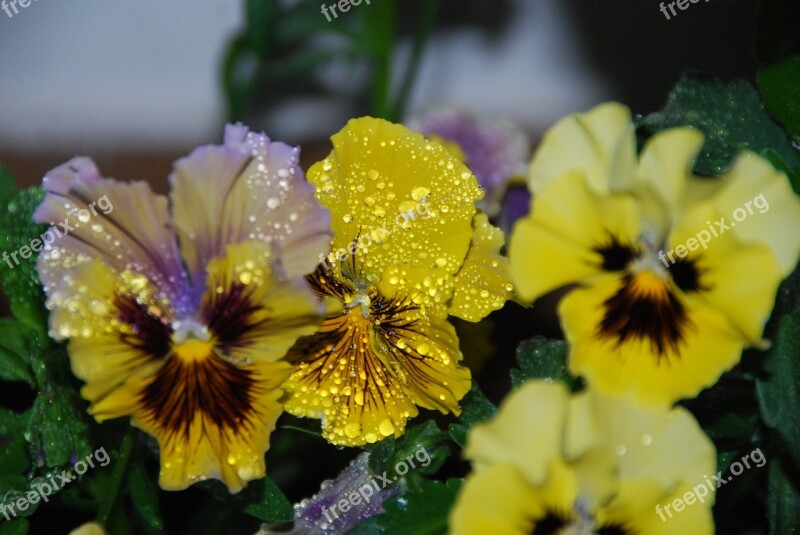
[379,419,395,436]
[411,186,430,202]
[343,214,353,223]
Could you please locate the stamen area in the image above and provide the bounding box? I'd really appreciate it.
[597,270,692,359]
[173,338,215,362]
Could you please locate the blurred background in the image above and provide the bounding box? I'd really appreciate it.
[0,0,758,191]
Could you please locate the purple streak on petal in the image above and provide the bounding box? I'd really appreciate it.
[34,158,194,317]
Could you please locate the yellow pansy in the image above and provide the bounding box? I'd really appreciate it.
[282,117,514,446]
[509,102,800,406]
[450,381,716,534]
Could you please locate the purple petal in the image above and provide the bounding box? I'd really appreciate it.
[169,124,331,291]
[34,158,193,316]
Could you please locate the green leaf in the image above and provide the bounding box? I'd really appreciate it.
[447,381,495,448]
[641,74,800,190]
[757,307,800,467]
[0,519,28,535]
[204,476,293,523]
[127,463,163,531]
[0,409,30,480]
[759,54,800,137]
[347,478,463,535]
[24,334,93,467]
[0,320,32,385]
[0,187,48,333]
[766,456,800,534]
[368,420,452,485]
[245,0,280,60]
[222,35,259,121]
[511,336,575,390]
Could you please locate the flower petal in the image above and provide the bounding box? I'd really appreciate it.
[509,171,659,302]
[700,152,800,275]
[308,117,482,282]
[465,381,571,485]
[103,353,292,493]
[450,463,573,535]
[560,275,746,406]
[34,158,193,314]
[450,213,514,321]
[668,202,783,344]
[638,127,705,210]
[200,241,325,364]
[170,124,331,287]
[528,102,637,194]
[283,284,469,447]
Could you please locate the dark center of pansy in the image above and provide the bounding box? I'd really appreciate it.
[529,509,635,535]
[595,236,638,272]
[114,283,268,438]
[596,271,692,359]
[667,258,706,293]
[139,339,260,438]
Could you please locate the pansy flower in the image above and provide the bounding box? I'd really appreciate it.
[281,117,513,446]
[34,125,330,492]
[509,103,800,406]
[450,380,716,534]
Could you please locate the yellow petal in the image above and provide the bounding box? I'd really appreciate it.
[560,274,746,406]
[528,102,636,194]
[69,522,107,535]
[450,461,578,535]
[128,351,291,493]
[308,117,482,282]
[668,202,783,344]
[509,171,660,302]
[581,389,715,490]
[450,212,514,322]
[465,381,571,485]
[201,241,325,363]
[600,480,714,535]
[283,298,470,446]
[701,152,800,275]
[637,127,705,210]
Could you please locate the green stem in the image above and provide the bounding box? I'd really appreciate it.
[393,0,441,121]
[369,0,397,120]
[96,429,135,526]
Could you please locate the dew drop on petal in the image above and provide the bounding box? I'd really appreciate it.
[379,419,395,437]
[411,186,430,202]
[345,422,361,438]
